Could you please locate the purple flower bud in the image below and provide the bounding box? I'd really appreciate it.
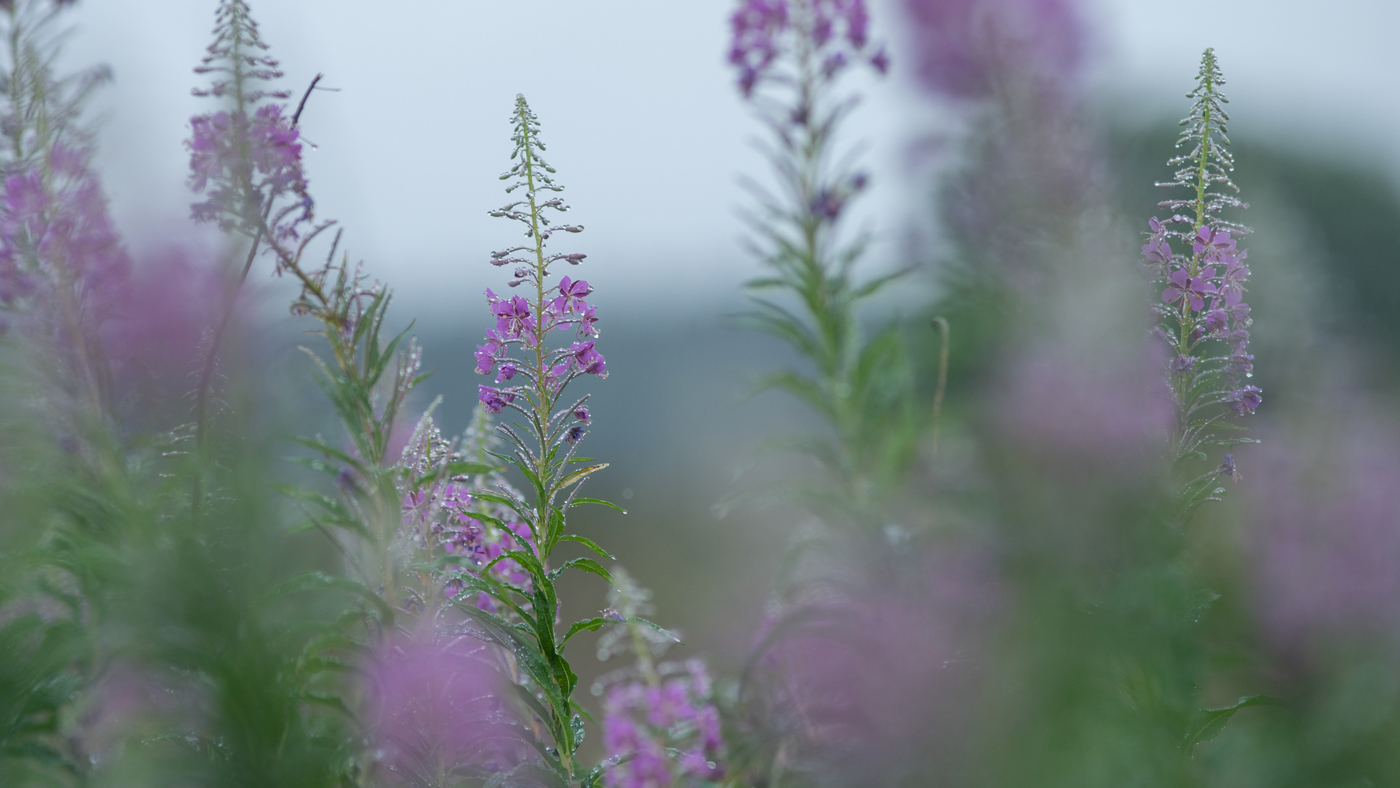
[1218,453,1241,483]
[478,386,515,413]
[1203,309,1229,335]
[1228,385,1262,416]
[1171,354,1195,374]
[574,406,590,423]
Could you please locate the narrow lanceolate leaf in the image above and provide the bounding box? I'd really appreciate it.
[556,462,608,490]
[547,557,612,584]
[1184,695,1283,749]
[561,616,613,647]
[559,533,616,559]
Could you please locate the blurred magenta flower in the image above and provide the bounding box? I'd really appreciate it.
[729,0,886,98]
[1245,410,1400,659]
[901,0,1084,99]
[367,631,527,784]
[742,549,1000,783]
[601,660,723,788]
[995,344,1173,475]
[0,144,130,320]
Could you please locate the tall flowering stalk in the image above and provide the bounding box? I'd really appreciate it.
[593,568,724,788]
[184,0,321,480]
[1142,48,1257,516]
[0,0,126,426]
[428,93,635,786]
[728,0,914,531]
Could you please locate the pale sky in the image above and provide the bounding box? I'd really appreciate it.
[62,0,1400,314]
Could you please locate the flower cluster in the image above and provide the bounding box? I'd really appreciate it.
[1144,49,1259,496]
[901,0,1084,100]
[729,0,888,98]
[0,144,131,323]
[475,95,604,418]
[1147,221,1257,406]
[602,663,724,788]
[187,104,311,238]
[397,419,538,611]
[595,569,724,787]
[185,0,312,242]
[367,631,530,782]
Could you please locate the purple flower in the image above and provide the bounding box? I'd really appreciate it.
[570,340,608,376]
[492,295,536,340]
[1171,354,1195,374]
[552,275,592,314]
[1226,350,1254,381]
[367,632,527,778]
[811,188,845,220]
[474,342,500,375]
[1218,453,1240,483]
[566,425,586,444]
[1228,385,1262,416]
[496,363,516,382]
[1203,309,1229,335]
[1191,225,1237,262]
[902,0,1084,100]
[1220,254,1250,296]
[1161,268,1217,312]
[574,406,591,423]
[478,386,515,414]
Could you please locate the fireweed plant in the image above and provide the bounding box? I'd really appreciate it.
[725,1,959,785]
[1143,48,1259,516]
[10,0,1386,782]
[726,0,915,536]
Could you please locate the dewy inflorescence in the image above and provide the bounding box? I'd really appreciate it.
[594,568,724,788]
[476,94,603,421]
[730,0,888,98]
[1143,48,1257,510]
[185,0,313,245]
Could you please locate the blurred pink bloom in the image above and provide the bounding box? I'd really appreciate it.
[995,344,1173,476]
[367,631,529,783]
[1245,409,1400,660]
[902,0,1085,100]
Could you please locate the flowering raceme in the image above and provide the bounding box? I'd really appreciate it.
[901,0,1084,99]
[0,144,130,321]
[188,104,310,238]
[185,0,312,243]
[367,632,530,783]
[1143,49,1258,512]
[729,0,887,98]
[475,95,605,419]
[594,568,724,787]
[602,663,723,788]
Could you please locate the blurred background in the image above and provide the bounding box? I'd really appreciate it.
[31,4,1400,780]
[57,0,1400,678]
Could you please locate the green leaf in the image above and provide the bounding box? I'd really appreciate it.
[547,558,612,584]
[1184,695,1283,749]
[626,616,681,644]
[570,498,626,514]
[559,534,615,560]
[557,463,608,490]
[561,617,613,647]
